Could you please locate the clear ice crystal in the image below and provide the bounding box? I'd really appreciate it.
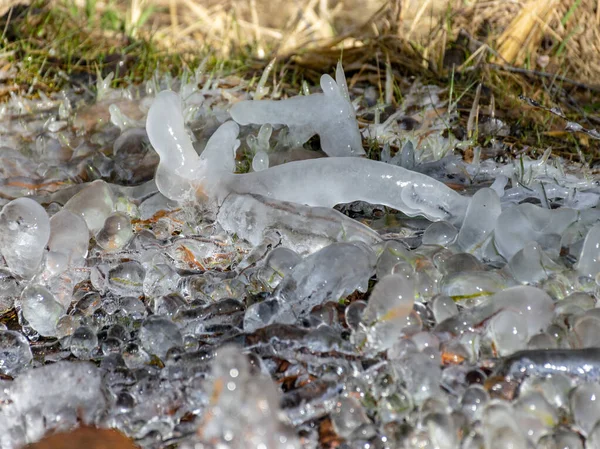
[0,198,50,278]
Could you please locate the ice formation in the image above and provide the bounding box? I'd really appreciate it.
[2,61,600,449]
[146,89,470,224]
[230,62,364,157]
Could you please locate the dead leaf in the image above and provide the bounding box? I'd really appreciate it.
[25,427,139,449]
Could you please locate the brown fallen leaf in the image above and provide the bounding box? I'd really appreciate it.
[25,427,139,449]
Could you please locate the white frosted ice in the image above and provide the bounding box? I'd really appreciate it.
[0,361,105,448]
[0,198,50,279]
[230,61,365,157]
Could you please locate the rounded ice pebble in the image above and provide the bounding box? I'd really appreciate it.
[0,330,33,376]
[96,212,133,251]
[0,197,50,278]
[576,222,600,278]
[48,209,89,263]
[20,284,65,337]
[570,383,600,435]
[489,310,528,356]
[64,179,115,233]
[139,316,183,358]
[422,221,457,247]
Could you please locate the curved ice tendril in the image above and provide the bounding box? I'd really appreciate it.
[146,90,470,224]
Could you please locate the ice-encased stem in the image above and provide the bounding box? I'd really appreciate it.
[216,158,469,224]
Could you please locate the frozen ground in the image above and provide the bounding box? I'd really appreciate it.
[0,62,600,449]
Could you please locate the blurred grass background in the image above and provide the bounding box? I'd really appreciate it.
[0,0,599,157]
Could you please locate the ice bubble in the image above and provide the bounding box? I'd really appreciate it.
[64,179,116,233]
[0,330,32,376]
[0,197,50,278]
[345,300,367,331]
[572,315,600,348]
[96,212,134,251]
[139,316,183,358]
[20,284,65,337]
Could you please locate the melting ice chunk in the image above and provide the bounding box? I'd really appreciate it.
[0,198,50,279]
[230,62,365,157]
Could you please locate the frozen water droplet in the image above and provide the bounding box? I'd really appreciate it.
[0,330,32,376]
[70,326,98,359]
[20,284,65,337]
[252,150,269,171]
[96,212,133,251]
[139,316,183,358]
[64,180,115,233]
[0,198,50,278]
